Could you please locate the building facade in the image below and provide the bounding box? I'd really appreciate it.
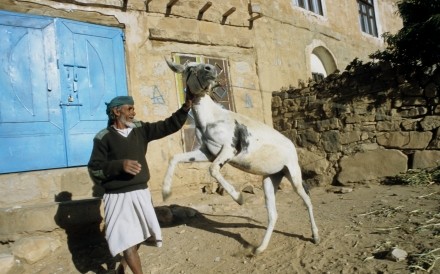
[0,0,402,207]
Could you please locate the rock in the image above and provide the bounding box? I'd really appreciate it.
[389,248,408,262]
[297,148,330,177]
[420,115,440,131]
[242,184,255,194]
[328,187,353,194]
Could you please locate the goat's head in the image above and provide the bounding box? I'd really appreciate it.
[166,59,218,97]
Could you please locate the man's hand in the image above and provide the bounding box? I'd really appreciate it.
[182,88,193,112]
[123,160,142,175]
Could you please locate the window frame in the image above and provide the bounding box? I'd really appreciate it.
[171,54,235,152]
[358,0,378,37]
[292,0,324,16]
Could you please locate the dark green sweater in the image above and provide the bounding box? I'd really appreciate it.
[88,107,188,193]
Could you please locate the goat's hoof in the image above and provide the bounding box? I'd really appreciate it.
[253,247,264,255]
[313,236,320,245]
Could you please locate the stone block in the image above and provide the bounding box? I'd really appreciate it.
[399,107,428,117]
[412,150,440,169]
[428,128,440,149]
[337,149,407,183]
[376,121,400,131]
[297,148,329,177]
[316,118,340,131]
[402,97,427,106]
[11,236,60,264]
[321,130,341,153]
[339,131,361,145]
[420,115,440,131]
[377,131,433,149]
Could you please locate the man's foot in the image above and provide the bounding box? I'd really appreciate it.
[116,263,124,274]
[146,236,163,247]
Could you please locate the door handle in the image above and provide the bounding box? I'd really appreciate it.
[59,103,83,107]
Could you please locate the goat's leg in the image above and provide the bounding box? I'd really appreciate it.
[255,176,278,254]
[209,147,243,205]
[286,164,320,244]
[162,149,210,201]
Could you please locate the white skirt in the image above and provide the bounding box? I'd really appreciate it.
[103,188,162,256]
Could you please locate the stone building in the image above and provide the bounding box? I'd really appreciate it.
[0,0,402,208]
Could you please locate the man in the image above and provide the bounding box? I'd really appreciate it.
[88,95,191,274]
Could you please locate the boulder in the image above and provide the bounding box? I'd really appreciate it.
[412,150,440,169]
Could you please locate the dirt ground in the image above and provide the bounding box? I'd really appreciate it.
[18,183,440,274]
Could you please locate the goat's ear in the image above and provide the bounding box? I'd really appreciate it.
[165,58,185,73]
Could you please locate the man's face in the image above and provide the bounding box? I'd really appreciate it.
[114,104,136,128]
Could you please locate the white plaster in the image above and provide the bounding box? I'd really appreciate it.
[235,61,251,73]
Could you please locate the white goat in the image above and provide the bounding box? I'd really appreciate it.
[163,59,319,254]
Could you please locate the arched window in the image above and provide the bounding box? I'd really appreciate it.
[309,46,337,83]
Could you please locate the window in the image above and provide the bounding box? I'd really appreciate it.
[171,54,234,152]
[0,11,128,173]
[292,0,324,15]
[311,52,327,83]
[358,0,378,37]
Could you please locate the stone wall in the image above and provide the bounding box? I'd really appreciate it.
[272,61,440,186]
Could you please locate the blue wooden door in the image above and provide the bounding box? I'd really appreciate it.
[0,12,66,172]
[0,11,127,173]
[56,19,127,166]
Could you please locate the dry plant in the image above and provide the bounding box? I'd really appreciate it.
[408,248,440,273]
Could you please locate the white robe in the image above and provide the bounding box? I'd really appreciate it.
[103,188,162,256]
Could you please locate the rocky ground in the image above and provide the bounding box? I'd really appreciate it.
[7,182,440,274]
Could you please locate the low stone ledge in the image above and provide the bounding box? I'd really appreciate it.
[0,198,103,242]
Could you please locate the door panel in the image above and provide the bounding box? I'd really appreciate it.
[0,11,128,173]
[0,12,65,173]
[56,19,127,166]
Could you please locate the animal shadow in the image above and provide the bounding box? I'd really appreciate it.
[155,204,310,253]
[54,191,118,273]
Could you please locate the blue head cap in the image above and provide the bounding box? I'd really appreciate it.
[105,96,134,116]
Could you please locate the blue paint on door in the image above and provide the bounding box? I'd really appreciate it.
[0,11,128,173]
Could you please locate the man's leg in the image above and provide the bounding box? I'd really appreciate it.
[117,245,142,274]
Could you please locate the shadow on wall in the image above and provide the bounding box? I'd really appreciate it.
[54,191,118,273]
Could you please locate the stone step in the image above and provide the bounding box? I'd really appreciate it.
[0,197,104,243]
[0,167,101,208]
